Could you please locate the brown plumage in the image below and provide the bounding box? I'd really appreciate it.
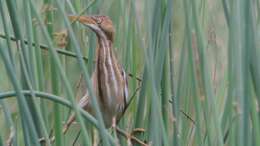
[63,15,128,133]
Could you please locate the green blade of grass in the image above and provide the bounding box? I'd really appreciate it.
[43,0,63,145]
[0,41,40,146]
[183,1,203,145]
[0,0,14,65]
[0,100,17,146]
[0,90,115,142]
[190,0,223,145]
[4,1,48,143]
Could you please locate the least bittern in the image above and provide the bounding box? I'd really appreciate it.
[63,15,129,133]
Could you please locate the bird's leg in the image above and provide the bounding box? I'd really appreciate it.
[72,131,81,146]
[112,116,117,129]
[63,94,90,134]
[62,113,76,134]
[115,127,148,146]
[112,116,120,146]
[62,76,83,135]
[38,135,55,144]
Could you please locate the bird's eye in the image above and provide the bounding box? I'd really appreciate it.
[96,17,103,24]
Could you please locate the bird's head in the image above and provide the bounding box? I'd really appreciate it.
[69,15,115,42]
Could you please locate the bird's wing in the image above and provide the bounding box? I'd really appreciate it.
[115,68,129,123]
[122,69,129,106]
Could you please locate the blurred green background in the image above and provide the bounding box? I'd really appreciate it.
[0,0,260,146]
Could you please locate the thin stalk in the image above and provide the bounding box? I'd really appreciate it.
[0,42,40,146]
[0,0,14,65]
[183,1,203,145]
[43,0,62,145]
[0,90,115,142]
[0,133,2,146]
[23,0,43,138]
[135,67,148,128]
[222,0,230,27]
[32,26,47,126]
[161,50,170,133]
[191,1,223,145]
[4,0,43,144]
[0,100,17,146]
[0,34,89,62]
[17,43,52,146]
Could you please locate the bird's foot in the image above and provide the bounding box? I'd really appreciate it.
[115,127,148,146]
[131,128,146,136]
[38,136,55,144]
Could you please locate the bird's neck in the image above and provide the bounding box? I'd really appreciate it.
[96,37,113,63]
[95,37,122,107]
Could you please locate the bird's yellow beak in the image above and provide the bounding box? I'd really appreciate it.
[68,15,103,34]
[68,15,96,26]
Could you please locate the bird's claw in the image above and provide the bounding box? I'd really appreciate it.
[131,128,146,136]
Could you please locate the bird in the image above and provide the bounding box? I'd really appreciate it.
[62,15,129,134]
